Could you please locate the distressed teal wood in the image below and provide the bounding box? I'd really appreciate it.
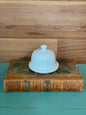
[0,63,86,115]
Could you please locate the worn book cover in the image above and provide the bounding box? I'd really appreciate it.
[4,58,84,92]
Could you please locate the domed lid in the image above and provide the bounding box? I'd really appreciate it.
[29,44,59,74]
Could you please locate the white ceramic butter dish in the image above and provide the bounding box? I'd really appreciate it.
[29,44,59,74]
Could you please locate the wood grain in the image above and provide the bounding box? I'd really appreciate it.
[0,38,58,62]
[0,1,86,38]
[58,39,86,63]
[0,38,86,63]
[0,0,86,1]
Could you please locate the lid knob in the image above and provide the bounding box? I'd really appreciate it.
[41,44,47,50]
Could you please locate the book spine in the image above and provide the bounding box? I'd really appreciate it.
[4,79,84,92]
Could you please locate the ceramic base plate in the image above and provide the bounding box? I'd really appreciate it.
[29,61,59,74]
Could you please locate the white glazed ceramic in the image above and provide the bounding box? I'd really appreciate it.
[29,44,59,74]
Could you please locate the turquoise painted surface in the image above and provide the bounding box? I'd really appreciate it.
[0,63,86,115]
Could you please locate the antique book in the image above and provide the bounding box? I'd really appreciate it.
[4,58,84,92]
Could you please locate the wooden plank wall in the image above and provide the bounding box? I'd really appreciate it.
[0,1,86,63]
[0,1,86,38]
